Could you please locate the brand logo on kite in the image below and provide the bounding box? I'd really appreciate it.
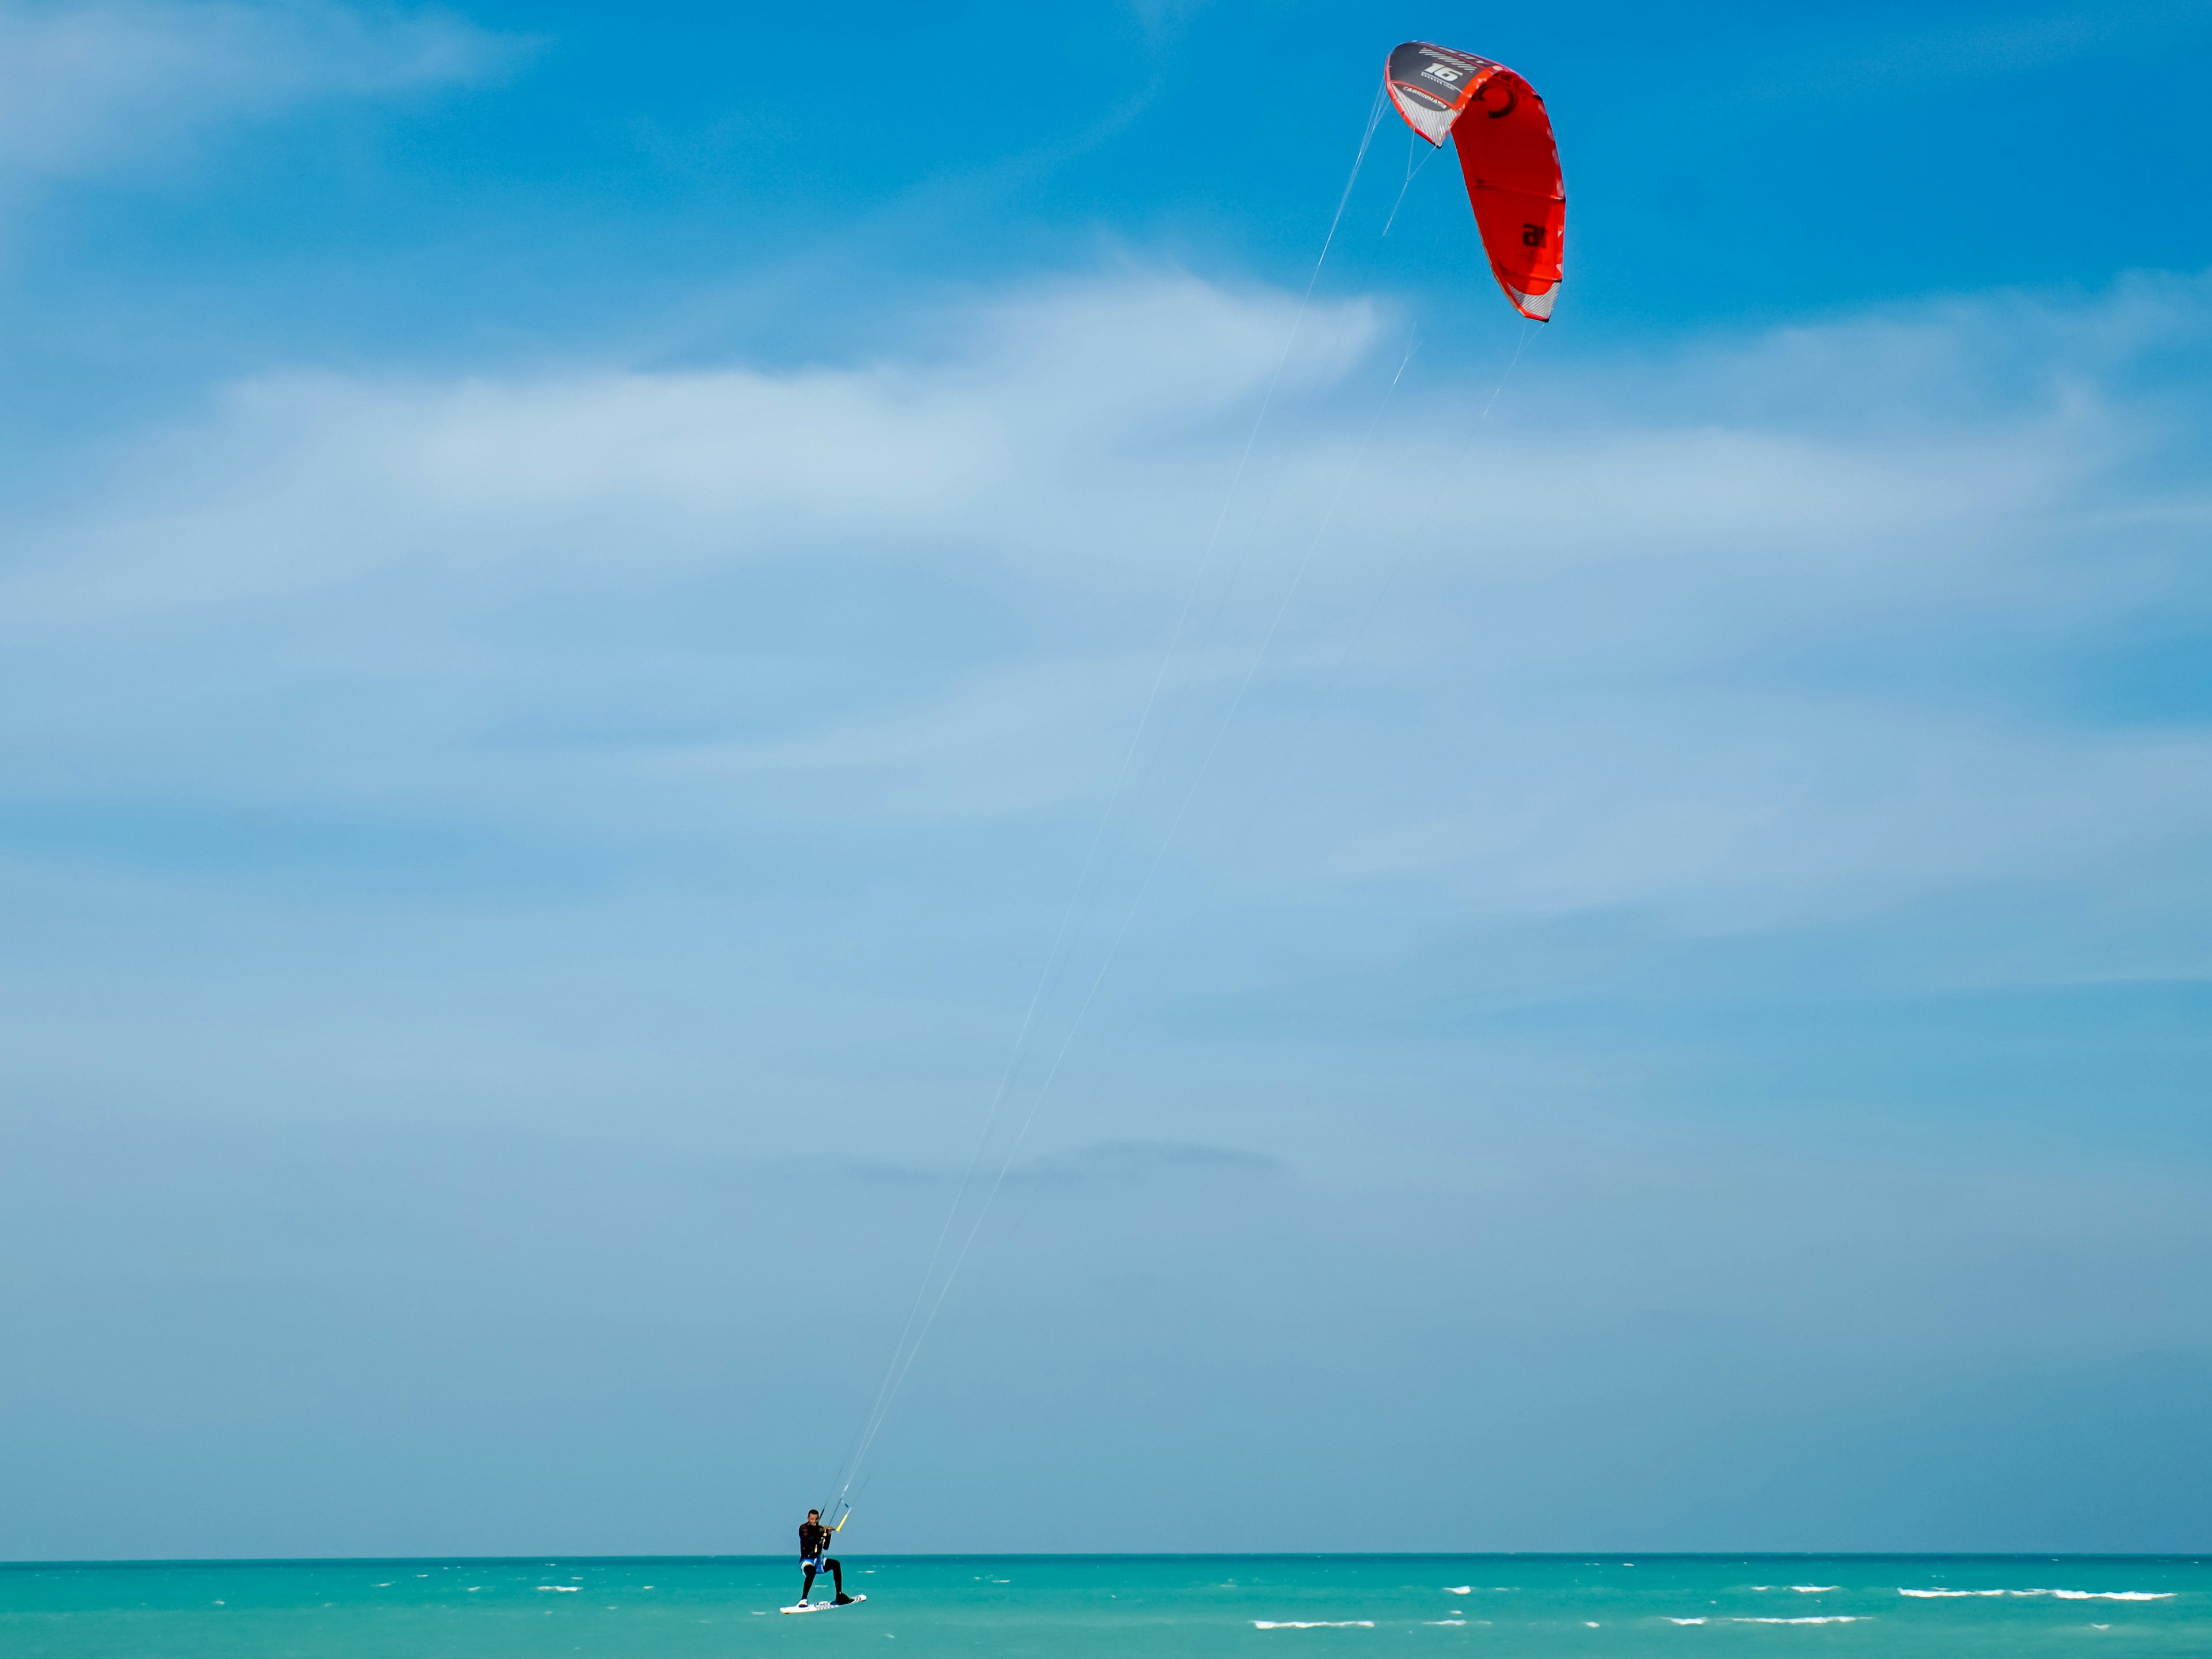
[1521,224,1547,248]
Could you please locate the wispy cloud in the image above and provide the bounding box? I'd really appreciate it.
[0,0,527,188]
[7,268,2205,952]
[9,273,1373,613]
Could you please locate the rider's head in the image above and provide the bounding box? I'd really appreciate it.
[808,1510,821,1520]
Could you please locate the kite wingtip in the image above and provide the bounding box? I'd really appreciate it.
[1512,286,1558,321]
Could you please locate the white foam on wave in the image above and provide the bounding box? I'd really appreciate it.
[1899,1589,2172,1602]
[1792,1586,1839,1593]
[1668,1618,1707,1625]
[1445,1586,1472,1594]
[1254,1620,1375,1630]
[537,1586,580,1592]
[1423,1619,1466,1626]
[1734,1616,1860,1624]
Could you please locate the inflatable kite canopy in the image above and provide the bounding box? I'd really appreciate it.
[1384,41,1565,320]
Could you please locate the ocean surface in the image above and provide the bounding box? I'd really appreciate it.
[5,1555,2207,1658]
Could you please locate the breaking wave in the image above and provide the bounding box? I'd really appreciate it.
[1255,1621,1376,1630]
[1900,1589,2173,1601]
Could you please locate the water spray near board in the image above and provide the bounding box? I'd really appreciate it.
[785,39,1565,1592]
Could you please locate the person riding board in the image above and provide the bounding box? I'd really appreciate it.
[798,1509,853,1606]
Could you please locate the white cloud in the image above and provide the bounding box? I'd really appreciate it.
[2,267,2209,956]
[0,0,525,187]
[10,273,1374,614]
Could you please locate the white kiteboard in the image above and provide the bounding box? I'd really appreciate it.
[781,1594,866,1615]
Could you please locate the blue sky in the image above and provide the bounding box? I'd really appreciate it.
[2,0,2210,1559]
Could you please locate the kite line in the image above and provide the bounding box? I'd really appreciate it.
[821,84,1392,1521]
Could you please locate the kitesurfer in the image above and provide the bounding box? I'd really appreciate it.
[798,1509,853,1605]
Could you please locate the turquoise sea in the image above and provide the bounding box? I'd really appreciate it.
[5,1556,2206,1658]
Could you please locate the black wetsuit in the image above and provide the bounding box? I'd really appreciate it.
[798,1521,846,1603]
